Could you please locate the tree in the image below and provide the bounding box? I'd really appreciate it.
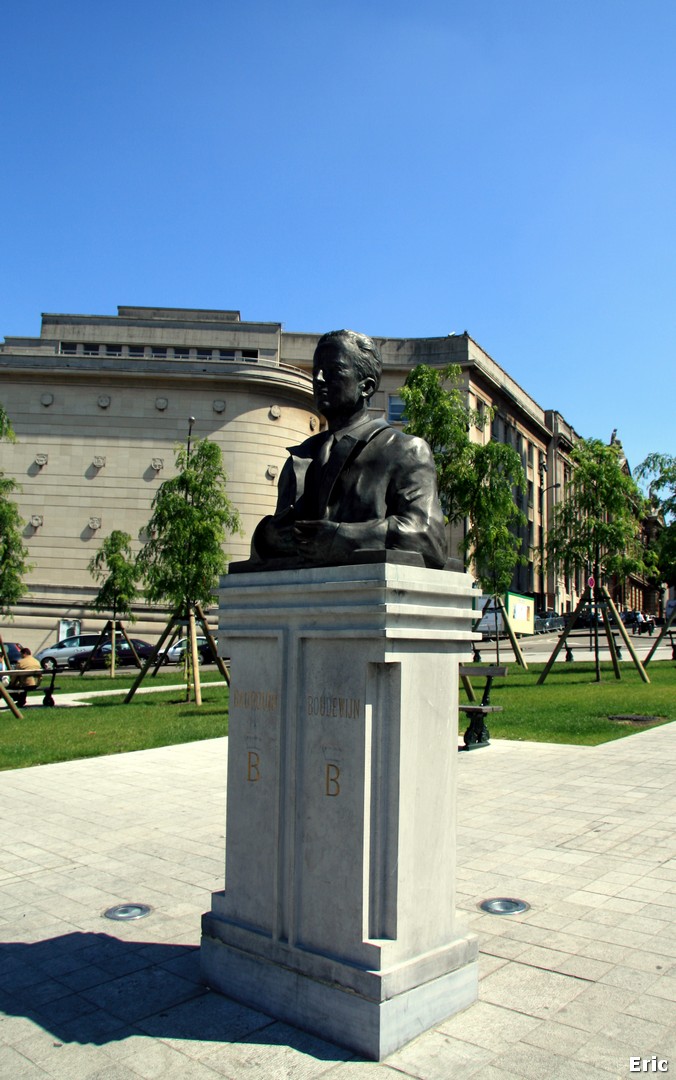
[0,406,31,620]
[88,531,139,677]
[135,437,242,700]
[0,476,31,616]
[400,364,527,591]
[0,403,16,443]
[546,439,647,588]
[137,438,242,611]
[545,438,647,680]
[400,364,483,525]
[636,453,676,587]
[463,441,527,597]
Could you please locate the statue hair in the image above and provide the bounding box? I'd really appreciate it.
[315,330,383,393]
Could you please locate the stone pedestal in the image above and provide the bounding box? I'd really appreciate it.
[200,560,479,1060]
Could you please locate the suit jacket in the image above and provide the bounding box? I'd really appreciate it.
[252,418,447,569]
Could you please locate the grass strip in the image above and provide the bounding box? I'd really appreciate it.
[469,660,675,745]
[0,682,229,770]
[1,661,674,771]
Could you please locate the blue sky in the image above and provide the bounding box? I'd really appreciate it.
[2,0,674,473]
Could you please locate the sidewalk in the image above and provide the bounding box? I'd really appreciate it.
[1,719,675,1078]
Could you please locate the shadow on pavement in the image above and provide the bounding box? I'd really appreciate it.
[0,931,352,1062]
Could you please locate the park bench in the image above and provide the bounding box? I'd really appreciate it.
[562,630,623,662]
[458,664,508,751]
[4,667,58,708]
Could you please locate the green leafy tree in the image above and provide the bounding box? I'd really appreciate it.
[0,403,16,443]
[400,364,527,594]
[546,439,647,589]
[88,531,139,677]
[137,437,242,613]
[636,453,676,587]
[0,407,31,620]
[463,441,527,596]
[0,476,31,616]
[400,364,483,524]
[89,530,139,621]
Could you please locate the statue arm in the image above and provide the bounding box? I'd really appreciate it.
[251,459,299,558]
[320,437,446,568]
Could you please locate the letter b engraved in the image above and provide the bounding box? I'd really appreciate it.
[247,751,260,782]
[325,763,340,797]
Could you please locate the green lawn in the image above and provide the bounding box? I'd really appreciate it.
[1,661,674,771]
[467,660,676,745]
[0,672,229,771]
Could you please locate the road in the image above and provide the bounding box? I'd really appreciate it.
[471,627,674,665]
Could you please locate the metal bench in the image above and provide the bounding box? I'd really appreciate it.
[458,664,508,751]
[5,667,58,708]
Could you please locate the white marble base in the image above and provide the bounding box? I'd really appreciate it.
[201,560,479,1060]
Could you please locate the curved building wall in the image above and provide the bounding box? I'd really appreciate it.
[0,357,317,651]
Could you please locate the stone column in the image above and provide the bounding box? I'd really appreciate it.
[200,559,478,1060]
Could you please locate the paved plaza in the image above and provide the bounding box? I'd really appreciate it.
[1,700,675,1078]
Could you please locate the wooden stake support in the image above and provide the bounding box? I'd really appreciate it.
[124,603,229,704]
[538,586,650,685]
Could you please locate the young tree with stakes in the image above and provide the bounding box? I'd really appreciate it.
[87,530,139,677]
[542,438,649,682]
[133,428,242,703]
[636,452,676,591]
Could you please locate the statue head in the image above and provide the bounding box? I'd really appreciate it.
[312,330,382,423]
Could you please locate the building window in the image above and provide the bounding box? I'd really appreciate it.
[528,480,534,507]
[173,347,190,359]
[151,347,167,359]
[83,344,101,356]
[105,344,122,357]
[387,395,407,424]
[491,413,501,440]
[60,342,78,355]
[527,441,534,467]
[219,349,236,360]
[196,349,213,361]
[242,349,259,362]
[128,346,145,358]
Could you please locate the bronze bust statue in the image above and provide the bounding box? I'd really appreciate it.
[241,329,447,571]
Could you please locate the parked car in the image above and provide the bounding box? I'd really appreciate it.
[67,638,155,670]
[36,634,107,671]
[1,642,23,685]
[534,611,565,633]
[159,635,214,665]
[566,609,603,630]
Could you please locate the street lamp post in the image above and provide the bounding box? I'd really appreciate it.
[539,460,561,611]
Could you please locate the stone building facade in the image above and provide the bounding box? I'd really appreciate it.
[1,306,583,652]
[0,307,319,651]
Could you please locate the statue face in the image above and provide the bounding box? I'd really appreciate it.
[312,341,371,422]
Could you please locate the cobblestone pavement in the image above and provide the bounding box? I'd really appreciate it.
[1,712,675,1078]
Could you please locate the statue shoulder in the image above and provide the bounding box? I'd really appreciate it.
[375,424,435,462]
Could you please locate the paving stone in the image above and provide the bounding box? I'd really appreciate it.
[2,715,676,1078]
[480,963,587,1019]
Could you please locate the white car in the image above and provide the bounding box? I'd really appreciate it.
[35,634,107,670]
[160,635,211,664]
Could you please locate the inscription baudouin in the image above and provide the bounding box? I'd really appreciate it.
[307,694,361,719]
[232,689,278,711]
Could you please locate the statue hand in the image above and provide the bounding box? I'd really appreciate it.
[293,519,339,560]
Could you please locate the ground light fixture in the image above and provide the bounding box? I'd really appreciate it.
[479,897,530,915]
[103,904,153,921]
